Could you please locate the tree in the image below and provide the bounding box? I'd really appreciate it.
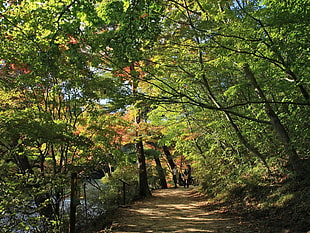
[134,0,309,177]
[0,0,122,231]
[89,0,165,197]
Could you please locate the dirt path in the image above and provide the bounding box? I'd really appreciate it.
[109,188,253,233]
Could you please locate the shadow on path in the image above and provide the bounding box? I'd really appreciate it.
[110,188,250,233]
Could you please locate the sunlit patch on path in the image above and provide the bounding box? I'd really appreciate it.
[110,188,249,233]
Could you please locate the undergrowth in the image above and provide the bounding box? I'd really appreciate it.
[205,174,310,233]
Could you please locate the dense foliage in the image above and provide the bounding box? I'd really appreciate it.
[0,0,309,232]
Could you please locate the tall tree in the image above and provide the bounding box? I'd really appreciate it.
[91,0,164,197]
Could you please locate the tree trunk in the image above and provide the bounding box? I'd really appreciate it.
[200,73,271,173]
[225,112,271,174]
[154,153,168,189]
[136,138,152,197]
[183,107,208,160]
[69,172,78,233]
[146,141,168,189]
[162,145,176,169]
[243,64,304,173]
[131,64,151,197]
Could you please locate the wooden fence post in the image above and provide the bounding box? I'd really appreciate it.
[119,179,129,206]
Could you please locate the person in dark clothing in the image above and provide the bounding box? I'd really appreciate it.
[183,165,191,188]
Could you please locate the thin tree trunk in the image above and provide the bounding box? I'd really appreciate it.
[162,145,176,169]
[69,172,78,233]
[243,64,304,173]
[146,141,168,189]
[193,34,271,172]
[225,112,271,173]
[200,74,271,173]
[154,153,168,189]
[183,107,207,160]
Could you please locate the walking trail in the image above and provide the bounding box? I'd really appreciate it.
[109,187,265,233]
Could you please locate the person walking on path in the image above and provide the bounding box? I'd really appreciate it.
[172,165,178,188]
[183,164,191,188]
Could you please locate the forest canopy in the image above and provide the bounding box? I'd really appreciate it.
[0,0,309,232]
